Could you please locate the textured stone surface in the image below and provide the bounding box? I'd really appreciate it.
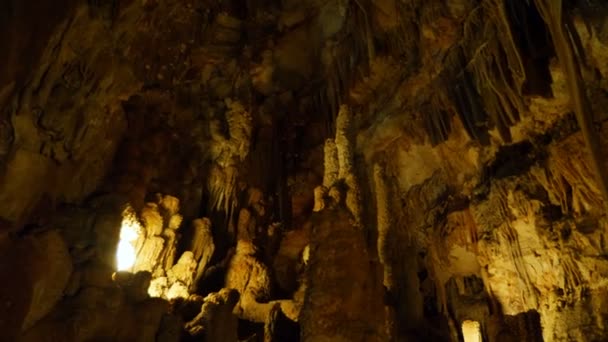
[2,0,608,341]
[184,288,239,341]
[0,230,73,336]
[301,206,385,342]
[21,228,73,331]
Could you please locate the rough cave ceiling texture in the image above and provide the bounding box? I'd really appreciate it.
[2,0,608,341]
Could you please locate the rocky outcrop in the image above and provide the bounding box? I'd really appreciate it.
[0,230,72,340]
[184,288,239,342]
[300,105,386,342]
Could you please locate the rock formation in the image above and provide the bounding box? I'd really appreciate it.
[2,0,608,341]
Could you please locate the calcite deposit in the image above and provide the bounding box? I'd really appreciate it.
[2,0,608,341]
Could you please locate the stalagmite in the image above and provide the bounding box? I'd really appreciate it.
[300,113,385,341]
[313,186,327,212]
[374,164,392,286]
[300,203,386,342]
[335,105,355,180]
[190,218,215,291]
[225,207,300,323]
[322,139,339,188]
[344,173,363,227]
[332,104,364,226]
[373,163,397,339]
[184,288,240,342]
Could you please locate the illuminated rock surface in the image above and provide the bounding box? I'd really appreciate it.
[2,0,608,341]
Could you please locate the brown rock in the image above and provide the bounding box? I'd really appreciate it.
[190,218,213,262]
[0,150,53,223]
[300,207,386,342]
[156,313,183,342]
[133,236,165,273]
[159,195,180,217]
[167,251,197,288]
[21,230,73,331]
[80,261,115,288]
[185,288,239,341]
[141,203,163,236]
[167,214,183,230]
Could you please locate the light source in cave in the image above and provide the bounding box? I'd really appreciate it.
[462,320,482,342]
[116,207,143,271]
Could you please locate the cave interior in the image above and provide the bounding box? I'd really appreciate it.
[2,0,608,341]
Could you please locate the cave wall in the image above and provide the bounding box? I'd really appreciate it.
[2,0,608,341]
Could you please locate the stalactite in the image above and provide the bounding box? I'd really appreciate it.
[444,0,551,144]
[377,1,419,71]
[531,136,604,215]
[353,0,375,65]
[491,0,527,93]
[208,165,239,217]
[423,97,452,146]
[326,48,340,121]
[479,85,513,142]
[504,0,555,96]
[423,111,439,146]
[534,0,608,211]
[471,47,521,136]
[444,52,491,145]
[317,0,377,122]
[207,99,253,216]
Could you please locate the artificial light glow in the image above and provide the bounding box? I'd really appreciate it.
[116,207,143,271]
[462,320,482,342]
[116,239,137,271]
